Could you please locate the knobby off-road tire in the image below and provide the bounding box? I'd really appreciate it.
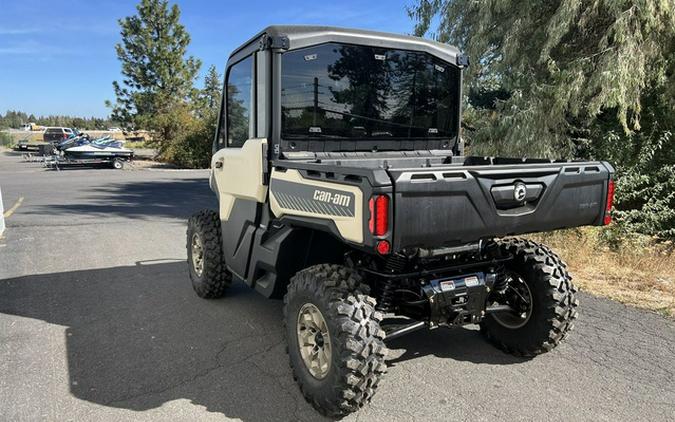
[284,264,387,417]
[186,209,232,298]
[481,238,579,357]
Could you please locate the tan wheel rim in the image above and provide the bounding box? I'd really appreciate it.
[191,233,204,277]
[297,303,331,379]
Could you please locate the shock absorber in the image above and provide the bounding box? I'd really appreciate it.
[492,265,509,293]
[376,278,396,312]
[375,254,407,312]
[483,241,509,293]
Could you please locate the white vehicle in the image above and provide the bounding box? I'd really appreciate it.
[107,127,123,132]
[20,123,44,131]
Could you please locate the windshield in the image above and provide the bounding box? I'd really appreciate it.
[280,43,460,150]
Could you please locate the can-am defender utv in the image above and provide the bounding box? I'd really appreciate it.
[187,26,614,417]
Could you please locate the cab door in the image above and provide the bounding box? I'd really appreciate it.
[210,53,268,280]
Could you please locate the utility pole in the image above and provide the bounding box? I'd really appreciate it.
[313,77,319,126]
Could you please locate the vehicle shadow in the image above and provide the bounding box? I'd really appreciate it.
[0,261,526,420]
[386,326,529,366]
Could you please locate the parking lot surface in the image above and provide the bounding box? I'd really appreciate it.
[1,150,674,421]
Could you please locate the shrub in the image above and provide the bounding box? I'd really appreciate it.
[0,132,13,147]
[163,115,215,169]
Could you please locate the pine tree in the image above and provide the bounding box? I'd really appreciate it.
[107,0,201,145]
[202,65,222,111]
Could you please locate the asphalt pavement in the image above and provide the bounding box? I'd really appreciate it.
[1,149,674,421]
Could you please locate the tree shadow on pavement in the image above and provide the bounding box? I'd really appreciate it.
[28,178,217,220]
[0,261,325,421]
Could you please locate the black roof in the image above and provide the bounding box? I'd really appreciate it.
[230,25,463,66]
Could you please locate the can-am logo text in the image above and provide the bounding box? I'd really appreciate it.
[313,190,351,207]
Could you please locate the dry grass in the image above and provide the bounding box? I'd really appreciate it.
[529,229,675,317]
[124,140,148,149]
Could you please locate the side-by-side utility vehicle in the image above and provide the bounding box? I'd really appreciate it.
[187,26,614,417]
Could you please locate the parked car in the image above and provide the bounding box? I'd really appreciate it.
[43,127,74,143]
[15,139,30,150]
[20,123,45,131]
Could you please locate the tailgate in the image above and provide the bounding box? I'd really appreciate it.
[389,161,613,249]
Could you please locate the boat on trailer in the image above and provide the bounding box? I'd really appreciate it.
[46,138,134,170]
[63,139,133,160]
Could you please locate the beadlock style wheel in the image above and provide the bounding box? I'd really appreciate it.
[283,264,387,417]
[191,233,204,277]
[296,303,332,379]
[186,210,232,299]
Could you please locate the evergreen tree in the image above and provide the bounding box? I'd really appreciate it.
[0,111,116,130]
[202,65,222,111]
[107,0,201,146]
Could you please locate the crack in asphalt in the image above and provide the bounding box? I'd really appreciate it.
[245,341,308,421]
[105,331,276,406]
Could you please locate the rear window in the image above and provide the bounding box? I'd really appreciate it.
[46,128,63,133]
[280,43,460,148]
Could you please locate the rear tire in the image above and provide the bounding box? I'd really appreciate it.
[480,238,579,357]
[284,264,387,417]
[112,159,123,169]
[186,209,232,298]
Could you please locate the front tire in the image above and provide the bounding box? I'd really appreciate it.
[481,238,579,357]
[284,264,387,417]
[186,210,232,298]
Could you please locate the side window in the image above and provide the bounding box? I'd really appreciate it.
[226,56,253,148]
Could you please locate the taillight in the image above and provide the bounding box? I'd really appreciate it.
[368,195,389,236]
[603,179,614,225]
[376,240,391,255]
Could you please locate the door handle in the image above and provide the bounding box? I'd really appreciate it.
[214,159,223,169]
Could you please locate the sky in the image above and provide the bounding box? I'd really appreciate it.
[0,0,417,118]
